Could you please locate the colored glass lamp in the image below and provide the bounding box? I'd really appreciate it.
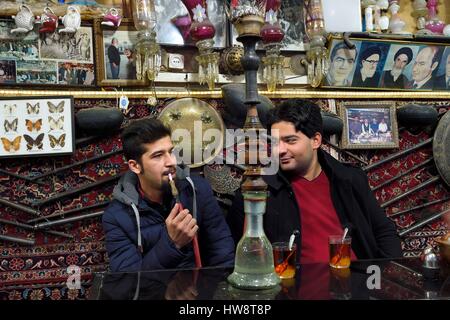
[260,0,285,92]
[131,0,161,81]
[303,0,328,88]
[181,0,219,90]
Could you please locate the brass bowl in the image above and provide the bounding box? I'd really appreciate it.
[234,15,264,37]
[436,234,450,264]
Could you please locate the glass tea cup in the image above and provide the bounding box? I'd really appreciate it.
[272,242,297,279]
[329,235,352,269]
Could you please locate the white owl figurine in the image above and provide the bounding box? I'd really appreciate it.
[11,4,35,34]
[59,6,81,34]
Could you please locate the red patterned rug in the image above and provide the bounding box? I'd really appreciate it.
[0,98,448,300]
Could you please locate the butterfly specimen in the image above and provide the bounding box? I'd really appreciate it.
[25,119,42,132]
[26,103,40,115]
[1,136,21,152]
[23,133,45,151]
[48,116,64,131]
[4,118,18,133]
[3,104,17,114]
[48,101,65,113]
[48,133,66,148]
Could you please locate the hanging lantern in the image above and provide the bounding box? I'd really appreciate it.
[181,0,219,90]
[303,0,328,88]
[260,0,284,92]
[131,0,161,81]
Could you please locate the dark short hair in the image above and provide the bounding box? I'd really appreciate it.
[330,41,358,61]
[428,46,444,66]
[121,118,171,162]
[267,99,323,138]
[394,47,413,64]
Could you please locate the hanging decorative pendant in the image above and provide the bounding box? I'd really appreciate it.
[101,8,122,28]
[59,6,81,34]
[260,0,285,92]
[181,0,219,90]
[11,4,36,34]
[39,7,58,34]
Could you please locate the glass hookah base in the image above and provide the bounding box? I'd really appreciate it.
[227,270,280,290]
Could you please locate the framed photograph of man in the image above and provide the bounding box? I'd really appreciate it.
[95,19,145,86]
[322,36,450,91]
[435,47,450,90]
[340,101,399,149]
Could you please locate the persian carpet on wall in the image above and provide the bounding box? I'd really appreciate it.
[0,98,448,300]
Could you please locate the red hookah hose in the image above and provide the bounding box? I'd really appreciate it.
[178,201,202,268]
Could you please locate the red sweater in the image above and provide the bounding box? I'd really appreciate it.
[291,170,355,263]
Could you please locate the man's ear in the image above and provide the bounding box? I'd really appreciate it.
[311,132,322,150]
[128,159,141,175]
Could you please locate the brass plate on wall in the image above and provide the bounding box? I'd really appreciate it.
[158,98,225,168]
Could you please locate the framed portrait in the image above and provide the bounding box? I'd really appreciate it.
[323,36,450,91]
[94,19,146,86]
[154,0,227,48]
[0,96,75,158]
[0,19,95,87]
[340,101,399,149]
[231,0,307,51]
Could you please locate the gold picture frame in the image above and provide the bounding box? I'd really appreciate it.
[339,101,399,149]
[323,35,450,91]
[94,19,146,87]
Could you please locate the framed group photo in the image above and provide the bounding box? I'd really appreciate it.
[340,101,399,149]
[323,36,450,91]
[1,96,75,158]
[0,19,95,87]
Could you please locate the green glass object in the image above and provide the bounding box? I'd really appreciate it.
[227,191,280,290]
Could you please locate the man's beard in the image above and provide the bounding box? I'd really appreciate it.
[390,66,402,80]
[161,181,171,195]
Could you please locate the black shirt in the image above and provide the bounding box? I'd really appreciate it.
[140,188,174,219]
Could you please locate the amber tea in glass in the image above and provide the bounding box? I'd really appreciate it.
[272,242,296,279]
[329,235,351,268]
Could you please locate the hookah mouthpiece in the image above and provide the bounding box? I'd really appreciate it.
[168,173,179,201]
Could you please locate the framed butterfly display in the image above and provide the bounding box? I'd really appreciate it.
[0,96,74,158]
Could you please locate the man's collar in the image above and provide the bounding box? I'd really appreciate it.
[264,149,352,190]
[414,74,432,88]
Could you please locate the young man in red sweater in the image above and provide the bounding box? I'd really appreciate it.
[227,99,402,264]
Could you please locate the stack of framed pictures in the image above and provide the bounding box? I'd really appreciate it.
[94,0,308,87]
[323,36,450,91]
[0,19,95,87]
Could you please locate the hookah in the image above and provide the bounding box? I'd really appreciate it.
[226,0,280,291]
